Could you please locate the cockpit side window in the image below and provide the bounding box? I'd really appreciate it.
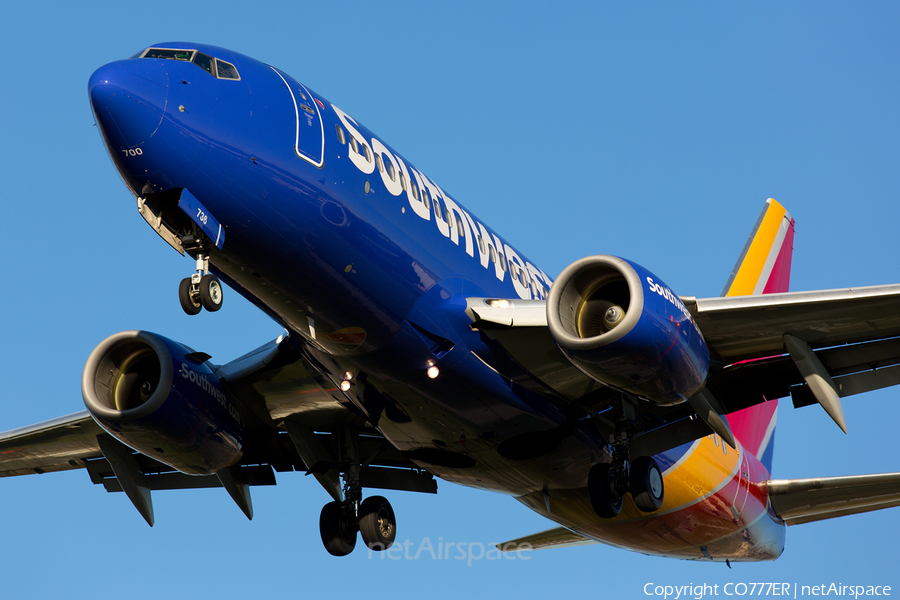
[192,52,215,76]
[215,59,240,80]
[136,48,241,81]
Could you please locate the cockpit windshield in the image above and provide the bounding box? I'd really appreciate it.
[144,48,194,61]
[136,48,241,81]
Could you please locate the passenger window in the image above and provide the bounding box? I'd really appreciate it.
[375,153,384,173]
[400,172,408,191]
[412,182,419,201]
[477,235,485,254]
[363,144,372,162]
[335,124,346,145]
[433,197,442,219]
[489,246,496,264]
[456,215,464,236]
[386,161,395,181]
[350,137,359,155]
[215,59,240,80]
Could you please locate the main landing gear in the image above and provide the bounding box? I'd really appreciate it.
[588,451,664,518]
[317,428,397,556]
[588,398,665,518]
[319,495,397,556]
[178,249,224,316]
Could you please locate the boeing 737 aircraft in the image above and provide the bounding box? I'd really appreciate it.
[3,42,900,561]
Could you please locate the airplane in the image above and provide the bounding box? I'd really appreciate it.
[2,41,900,562]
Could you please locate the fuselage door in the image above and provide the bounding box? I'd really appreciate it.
[270,67,325,168]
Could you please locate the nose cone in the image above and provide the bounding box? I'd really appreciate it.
[89,59,168,150]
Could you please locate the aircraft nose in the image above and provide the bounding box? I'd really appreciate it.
[89,59,168,150]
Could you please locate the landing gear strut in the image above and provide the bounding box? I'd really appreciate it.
[588,397,665,518]
[178,247,224,315]
[317,427,397,556]
[588,453,664,518]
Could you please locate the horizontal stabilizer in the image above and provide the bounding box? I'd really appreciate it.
[497,526,596,551]
[767,472,900,525]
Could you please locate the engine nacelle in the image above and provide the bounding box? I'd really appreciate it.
[82,331,244,475]
[546,255,709,405]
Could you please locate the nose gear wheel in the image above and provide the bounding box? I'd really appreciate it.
[177,250,224,315]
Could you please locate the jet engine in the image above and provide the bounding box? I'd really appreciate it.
[82,331,244,475]
[546,255,709,405]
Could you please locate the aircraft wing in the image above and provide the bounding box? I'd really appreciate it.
[0,411,104,477]
[496,526,597,551]
[0,335,436,524]
[766,472,900,526]
[466,282,900,443]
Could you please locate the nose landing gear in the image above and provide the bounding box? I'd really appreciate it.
[178,252,224,315]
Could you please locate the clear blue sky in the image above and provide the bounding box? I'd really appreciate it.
[2,2,899,598]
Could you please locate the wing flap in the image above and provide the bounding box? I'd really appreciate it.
[767,472,900,526]
[709,336,900,414]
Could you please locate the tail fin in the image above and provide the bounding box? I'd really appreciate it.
[722,199,795,474]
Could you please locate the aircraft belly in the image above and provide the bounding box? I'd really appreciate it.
[296,301,608,496]
[512,436,785,561]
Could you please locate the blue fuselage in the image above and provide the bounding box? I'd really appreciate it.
[89,42,594,493]
[88,42,784,560]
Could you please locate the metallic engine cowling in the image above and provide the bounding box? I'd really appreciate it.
[82,330,244,475]
[546,255,709,405]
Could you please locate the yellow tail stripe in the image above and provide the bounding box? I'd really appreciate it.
[726,199,787,297]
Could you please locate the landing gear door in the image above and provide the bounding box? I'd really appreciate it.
[178,189,226,250]
[270,67,325,168]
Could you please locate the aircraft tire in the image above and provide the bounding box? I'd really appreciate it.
[320,501,357,556]
[178,278,201,315]
[359,495,396,551]
[630,456,664,512]
[588,463,623,518]
[199,274,223,312]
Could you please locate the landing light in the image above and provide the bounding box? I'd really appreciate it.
[340,380,352,392]
[426,366,440,379]
[486,299,509,309]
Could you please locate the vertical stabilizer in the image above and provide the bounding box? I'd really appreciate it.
[721,199,795,474]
